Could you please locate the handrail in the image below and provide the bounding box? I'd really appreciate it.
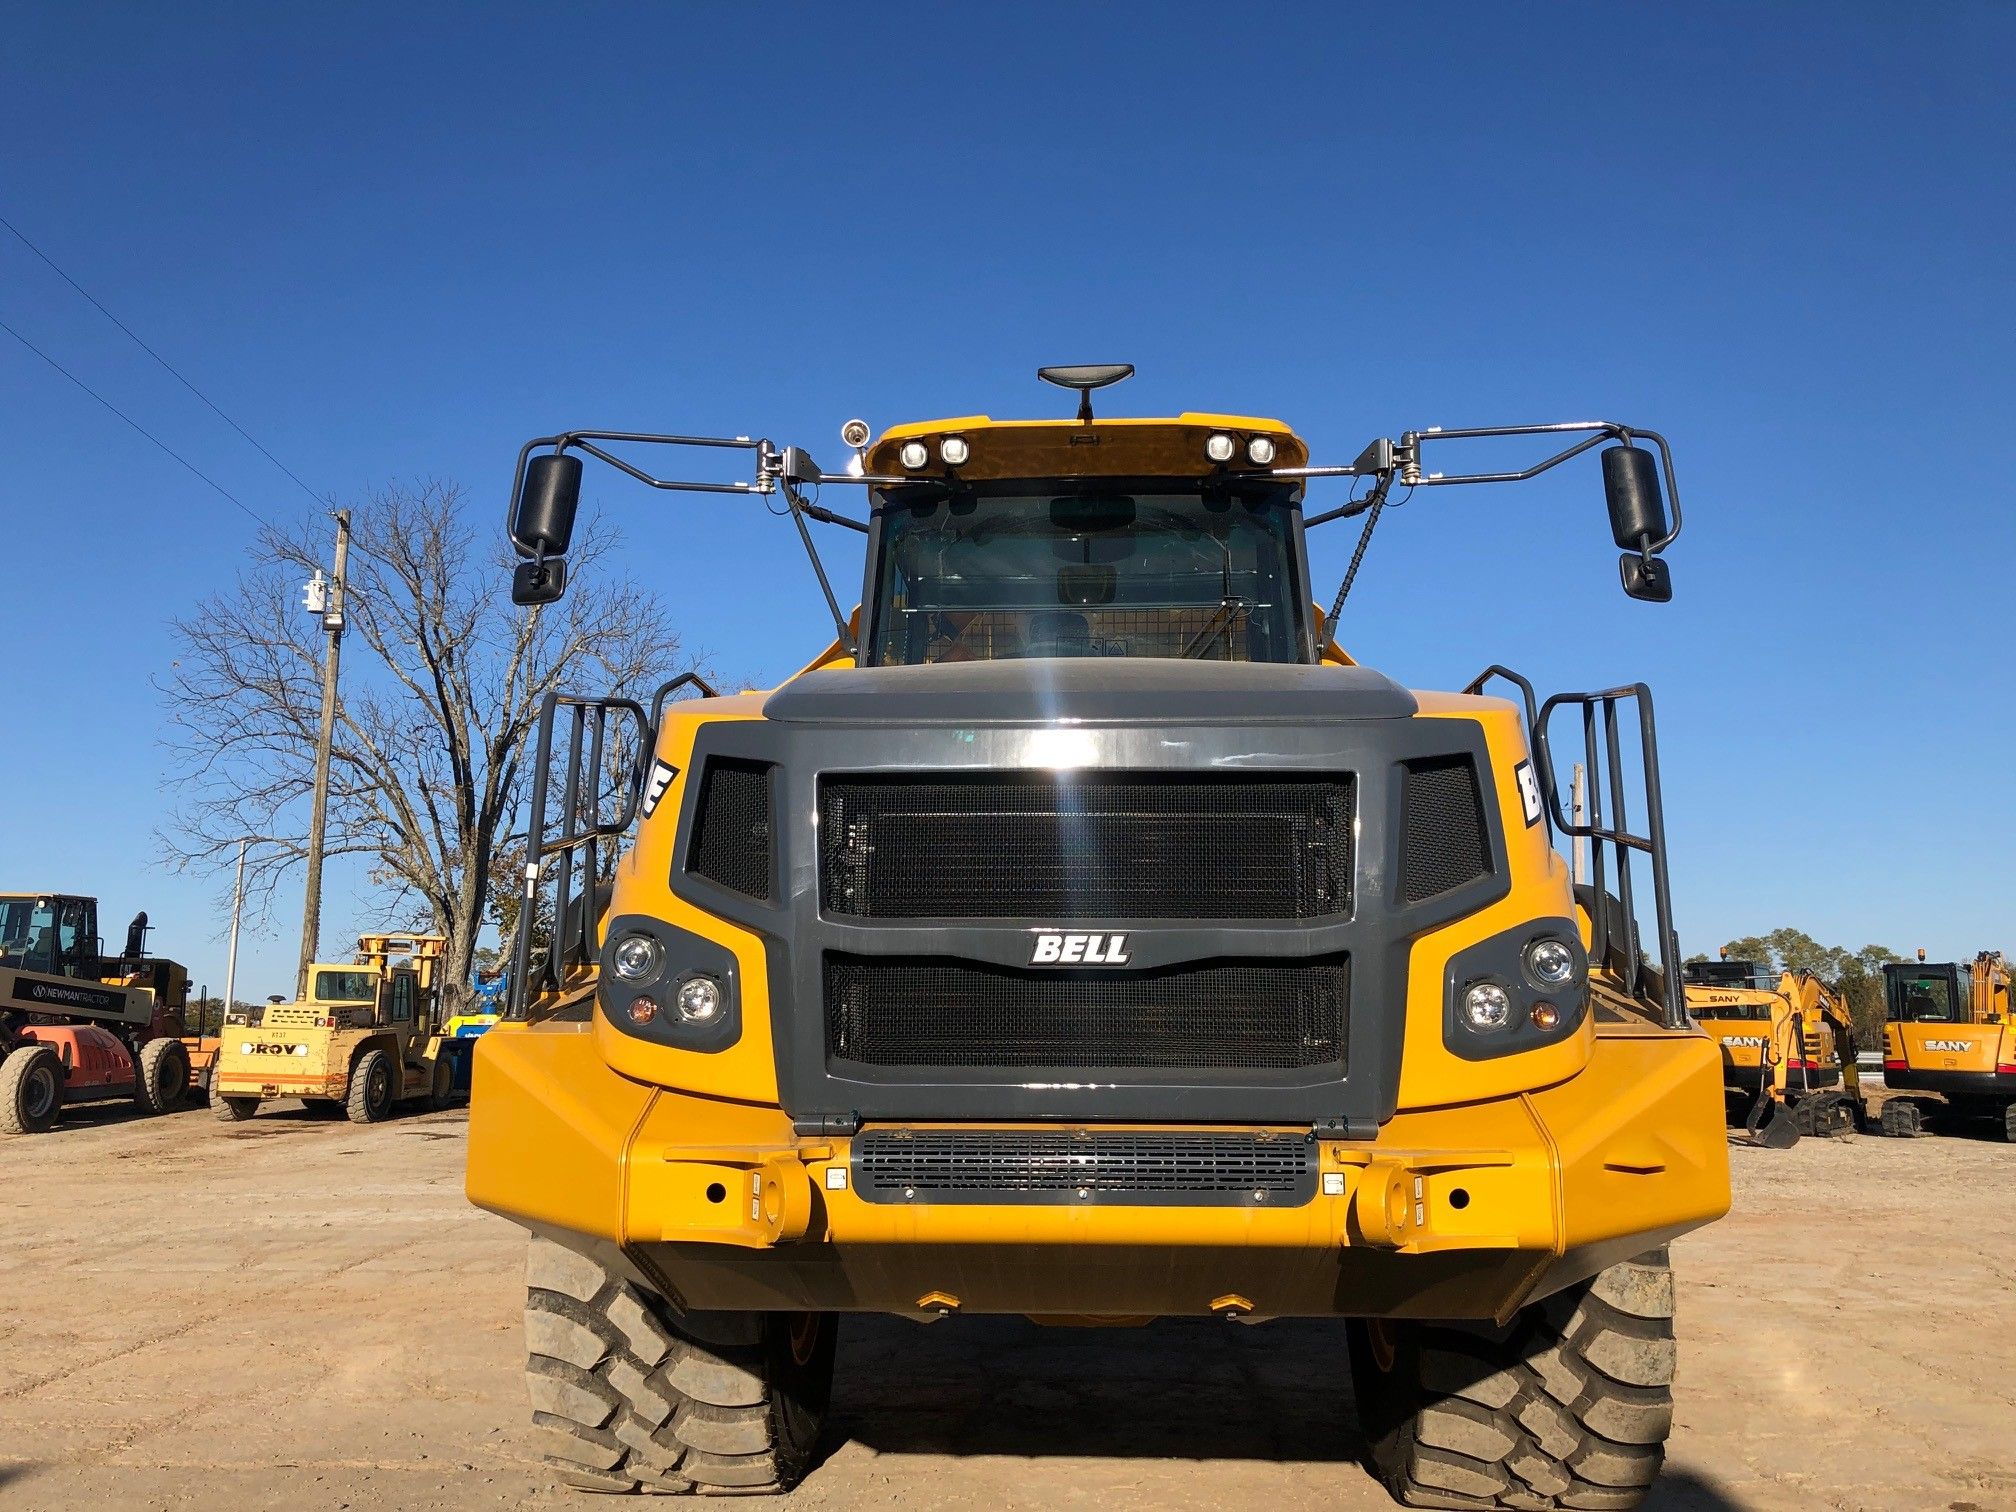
[1534,683,1685,1030]
[505,691,648,1018]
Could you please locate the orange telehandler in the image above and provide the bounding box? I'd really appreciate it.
[0,892,207,1133]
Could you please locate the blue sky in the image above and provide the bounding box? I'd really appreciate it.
[3,2,2010,999]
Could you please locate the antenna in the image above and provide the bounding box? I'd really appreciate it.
[1036,364,1134,423]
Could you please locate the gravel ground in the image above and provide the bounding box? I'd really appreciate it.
[1,1096,2010,1511]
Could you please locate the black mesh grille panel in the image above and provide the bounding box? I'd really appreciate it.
[853,1129,1316,1206]
[824,953,1348,1071]
[819,774,1353,920]
[1398,755,1490,905]
[686,759,773,901]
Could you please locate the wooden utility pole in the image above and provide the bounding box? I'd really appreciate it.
[296,510,350,996]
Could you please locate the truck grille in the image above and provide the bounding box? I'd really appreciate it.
[824,953,1348,1071]
[852,1129,1316,1206]
[819,773,1352,920]
[687,758,774,901]
[1398,755,1491,905]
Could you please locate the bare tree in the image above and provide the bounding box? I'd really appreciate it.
[159,480,694,1003]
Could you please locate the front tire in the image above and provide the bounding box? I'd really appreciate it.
[0,1045,64,1134]
[523,1235,835,1494]
[346,1048,396,1124]
[1349,1249,1675,1510]
[135,1038,191,1114]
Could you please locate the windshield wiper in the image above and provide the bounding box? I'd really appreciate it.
[1181,597,1249,658]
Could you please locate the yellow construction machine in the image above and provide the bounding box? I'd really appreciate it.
[1682,959,1864,1145]
[467,370,1729,1507]
[212,932,468,1123]
[1880,950,2016,1139]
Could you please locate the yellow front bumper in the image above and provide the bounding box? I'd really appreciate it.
[467,1024,1728,1322]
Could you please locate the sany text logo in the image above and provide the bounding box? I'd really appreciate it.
[1030,933,1130,966]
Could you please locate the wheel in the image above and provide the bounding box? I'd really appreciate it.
[427,1050,456,1111]
[1348,1248,1675,1510]
[2001,1103,2016,1144]
[522,1234,835,1494]
[345,1048,396,1123]
[0,1044,64,1134]
[213,1091,260,1122]
[1879,1100,1923,1138]
[135,1038,191,1114]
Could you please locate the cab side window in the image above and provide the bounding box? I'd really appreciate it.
[390,974,415,1022]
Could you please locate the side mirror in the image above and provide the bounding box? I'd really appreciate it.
[511,452,583,558]
[511,556,568,606]
[1601,444,1667,552]
[1619,554,1672,603]
[1602,444,1673,602]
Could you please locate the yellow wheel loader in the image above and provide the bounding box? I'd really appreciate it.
[1682,960,1865,1145]
[467,370,1730,1507]
[1881,950,2016,1140]
[212,933,466,1123]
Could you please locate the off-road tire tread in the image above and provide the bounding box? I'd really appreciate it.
[213,1092,260,1122]
[1879,1099,1922,1138]
[346,1047,394,1124]
[135,1037,191,1114]
[0,1044,63,1134]
[1355,1249,1676,1511]
[523,1235,826,1495]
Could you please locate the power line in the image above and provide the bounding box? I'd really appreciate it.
[0,211,327,510]
[0,314,271,530]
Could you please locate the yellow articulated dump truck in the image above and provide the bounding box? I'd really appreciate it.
[1881,950,2016,1140]
[1681,959,1865,1144]
[467,368,1730,1507]
[213,933,465,1123]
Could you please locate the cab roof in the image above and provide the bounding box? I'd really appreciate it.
[865,414,1308,481]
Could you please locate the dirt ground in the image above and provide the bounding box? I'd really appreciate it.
[2,1098,2011,1512]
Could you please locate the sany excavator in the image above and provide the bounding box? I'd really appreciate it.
[1682,957,1865,1145]
[1881,950,2016,1140]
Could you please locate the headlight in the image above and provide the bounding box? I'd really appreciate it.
[1461,981,1513,1031]
[1526,939,1577,987]
[611,933,663,983]
[676,976,723,1024]
[898,439,930,470]
[1205,432,1237,463]
[1246,435,1277,465]
[939,435,970,466]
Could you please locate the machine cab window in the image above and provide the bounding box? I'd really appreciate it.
[312,969,378,1005]
[1885,964,1964,1023]
[0,896,60,973]
[389,973,416,1023]
[868,482,1311,667]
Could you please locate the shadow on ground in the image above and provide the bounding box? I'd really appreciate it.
[830,1314,1362,1463]
[824,1316,1751,1508]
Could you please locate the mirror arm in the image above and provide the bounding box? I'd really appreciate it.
[778,479,860,655]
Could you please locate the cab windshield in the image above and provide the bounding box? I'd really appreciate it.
[312,969,379,1004]
[868,482,1309,666]
[1887,968,1960,1023]
[0,897,56,969]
